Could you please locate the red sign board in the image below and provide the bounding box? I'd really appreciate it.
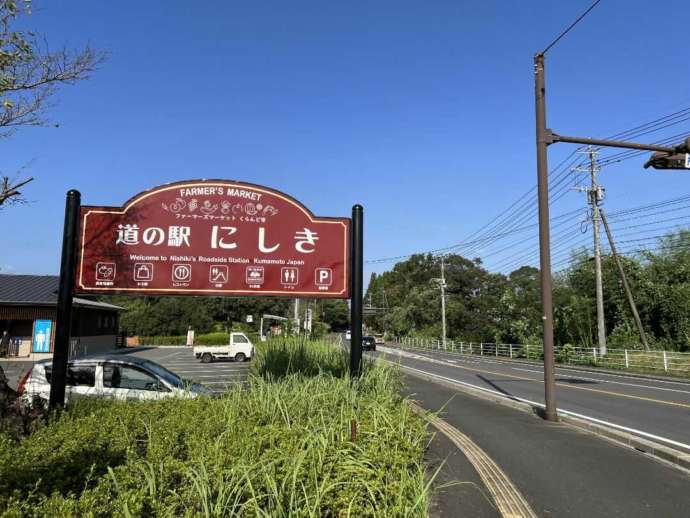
[75,180,350,298]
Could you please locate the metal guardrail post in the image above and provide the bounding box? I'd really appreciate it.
[495,343,498,357]
[625,350,629,369]
[663,351,668,372]
[593,348,597,363]
[480,343,484,356]
[510,344,513,358]
[460,342,464,354]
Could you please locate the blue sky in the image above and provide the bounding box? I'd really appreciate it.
[2,1,689,280]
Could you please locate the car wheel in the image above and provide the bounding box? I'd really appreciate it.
[201,353,213,364]
[235,352,246,362]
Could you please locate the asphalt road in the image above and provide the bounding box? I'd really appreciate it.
[373,344,690,453]
[404,373,690,517]
[0,346,250,394]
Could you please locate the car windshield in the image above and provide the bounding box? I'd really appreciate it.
[141,360,185,389]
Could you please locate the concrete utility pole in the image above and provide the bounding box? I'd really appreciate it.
[431,256,448,350]
[534,53,558,422]
[440,256,447,349]
[575,147,606,355]
[600,210,650,351]
[532,0,686,422]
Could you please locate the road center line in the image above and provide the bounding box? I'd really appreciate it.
[510,367,690,395]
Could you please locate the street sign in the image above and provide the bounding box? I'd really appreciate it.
[74,180,350,298]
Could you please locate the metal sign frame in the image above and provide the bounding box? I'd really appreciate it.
[48,183,364,409]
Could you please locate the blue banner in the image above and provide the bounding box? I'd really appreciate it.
[32,319,52,353]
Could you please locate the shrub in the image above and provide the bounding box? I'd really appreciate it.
[0,339,429,517]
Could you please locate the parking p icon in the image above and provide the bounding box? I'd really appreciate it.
[315,267,332,288]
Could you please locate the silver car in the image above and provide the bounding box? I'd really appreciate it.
[18,354,213,405]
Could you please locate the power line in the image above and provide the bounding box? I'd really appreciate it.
[541,0,603,54]
[366,107,690,265]
[490,205,690,272]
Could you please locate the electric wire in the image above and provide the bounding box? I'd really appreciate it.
[541,0,604,55]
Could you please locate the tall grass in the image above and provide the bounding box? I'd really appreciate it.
[0,339,430,517]
[251,335,352,379]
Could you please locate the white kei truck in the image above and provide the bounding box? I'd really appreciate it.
[193,332,255,363]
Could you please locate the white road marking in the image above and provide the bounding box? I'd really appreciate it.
[396,346,690,387]
[169,371,248,376]
[161,363,249,371]
[164,364,248,369]
[388,349,690,387]
[511,367,690,395]
[155,350,191,360]
[179,374,247,379]
[203,381,248,385]
[396,362,690,453]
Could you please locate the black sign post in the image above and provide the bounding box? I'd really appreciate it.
[350,204,364,377]
[48,189,81,410]
[48,182,355,403]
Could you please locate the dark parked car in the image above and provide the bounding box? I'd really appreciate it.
[362,336,376,351]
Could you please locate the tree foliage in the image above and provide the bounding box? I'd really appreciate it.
[107,296,350,338]
[365,229,690,351]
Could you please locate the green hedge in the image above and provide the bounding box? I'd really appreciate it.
[138,335,187,345]
[138,332,261,346]
[0,339,429,517]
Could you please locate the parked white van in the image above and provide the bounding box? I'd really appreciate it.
[18,355,212,406]
[193,332,254,363]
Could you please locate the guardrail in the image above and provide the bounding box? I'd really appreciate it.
[393,337,690,377]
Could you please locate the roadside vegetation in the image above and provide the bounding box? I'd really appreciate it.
[107,297,350,340]
[0,338,430,517]
[367,229,690,352]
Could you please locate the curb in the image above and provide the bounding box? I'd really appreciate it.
[396,361,690,475]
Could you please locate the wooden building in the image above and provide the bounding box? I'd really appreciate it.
[0,274,123,358]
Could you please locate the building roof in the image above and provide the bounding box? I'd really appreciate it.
[0,274,124,311]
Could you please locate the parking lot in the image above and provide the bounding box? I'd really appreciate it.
[1,346,250,394]
[128,346,250,393]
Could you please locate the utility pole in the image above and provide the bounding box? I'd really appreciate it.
[534,52,558,422]
[575,147,606,355]
[600,210,650,351]
[431,256,448,350]
[531,6,687,421]
[440,256,447,350]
